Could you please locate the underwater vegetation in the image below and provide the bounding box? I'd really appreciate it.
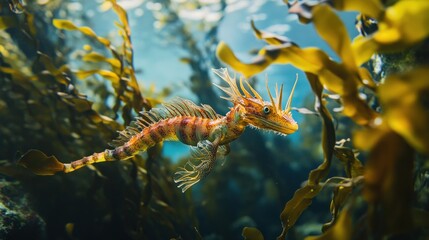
[218,0,429,239]
[1,1,197,239]
[0,0,428,239]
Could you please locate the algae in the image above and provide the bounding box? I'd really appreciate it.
[0,0,428,239]
[217,0,429,239]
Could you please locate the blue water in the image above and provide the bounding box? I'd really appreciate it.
[129,1,359,162]
[1,1,368,239]
[74,1,357,161]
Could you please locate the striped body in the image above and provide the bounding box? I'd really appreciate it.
[20,68,298,192]
[64,112,244,173]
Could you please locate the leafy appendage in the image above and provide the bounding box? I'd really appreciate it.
[174,140,217,192]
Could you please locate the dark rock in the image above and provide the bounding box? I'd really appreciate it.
[0,179,46,240]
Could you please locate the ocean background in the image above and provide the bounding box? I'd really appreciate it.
[4,0,427,239]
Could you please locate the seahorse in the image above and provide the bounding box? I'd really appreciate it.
[18,68,299,192]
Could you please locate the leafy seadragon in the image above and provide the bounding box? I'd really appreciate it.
[18,68,299,192]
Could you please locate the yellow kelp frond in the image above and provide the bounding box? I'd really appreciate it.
[212,68,262,102]
[217,41,328,79]
[216,42,265,79]
[53,1,150,118]
[250,20,293,46]
[218,13,362,88]
[218,42,376,125]
[360,1,429,53]
[329,0,384,19]
[379,67,429,155]
[286,0,429,64]
[82,52,121,69]
[217,19,377,125]
[312,5,356,71]
[53,19,111,46]
[351,2,429,64]
[285,1,373,66]
[287,0,384,24]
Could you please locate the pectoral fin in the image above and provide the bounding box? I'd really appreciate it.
[174,140,218,192]
[217,144,230,166]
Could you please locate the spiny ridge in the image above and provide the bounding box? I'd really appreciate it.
[110,97,220,147]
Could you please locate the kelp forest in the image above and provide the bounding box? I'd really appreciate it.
[0,0,428,239]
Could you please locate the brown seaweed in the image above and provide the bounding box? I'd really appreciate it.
[216,0,429,239]
[0,1,199,239]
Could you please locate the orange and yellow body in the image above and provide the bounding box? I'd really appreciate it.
[65,105,246,173]
[19,68,298,192]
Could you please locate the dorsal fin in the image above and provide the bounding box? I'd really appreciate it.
[110,97,220,147]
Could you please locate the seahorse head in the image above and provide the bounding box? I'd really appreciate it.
[213,68,298,136]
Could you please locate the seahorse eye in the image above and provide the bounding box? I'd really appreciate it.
[263,106,270,114]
